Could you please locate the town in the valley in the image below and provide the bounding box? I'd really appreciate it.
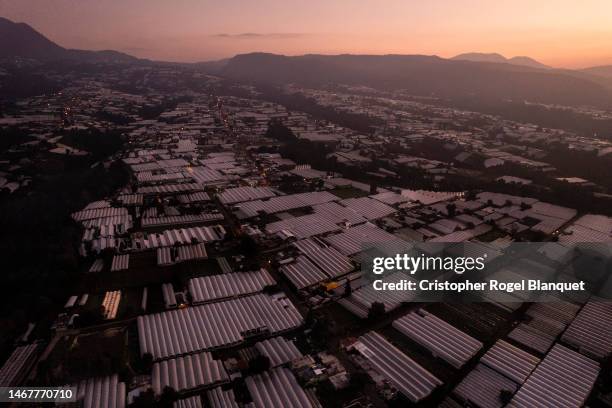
[1,59,611,408]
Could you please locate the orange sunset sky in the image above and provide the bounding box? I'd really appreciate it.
[1,0,611,68]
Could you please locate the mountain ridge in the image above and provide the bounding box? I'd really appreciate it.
[452,52,550,69]
[581,65,612,79]
[0,16,138,63]
[1,16,611,107]
[219,52,611,107]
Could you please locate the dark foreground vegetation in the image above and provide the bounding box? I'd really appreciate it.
[0,128,127,359]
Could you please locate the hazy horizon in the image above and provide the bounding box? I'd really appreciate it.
[2,0,612,68]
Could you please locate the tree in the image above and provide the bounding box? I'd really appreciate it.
[76,306,104,327]
[159,387,178,408]
[465,190,477,201]
[343,280,352,298]
[317,378,335,395]
[368,302,385,320]
[265,121,296,142]
[238,235,258,257]
[262,284,280,295]
[304,307,315,326]
[35,359,51,384]
[600,353,612,392]
[348,371,371,390]
[499,389,514,404]
[369,182,378,194]
[446,203,457,217]
[140,353,153,373]
[309,316,330,348]
[129,389,156,408]
[248,355,271,374]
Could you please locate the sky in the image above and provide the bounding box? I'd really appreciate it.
[1,0,612,68]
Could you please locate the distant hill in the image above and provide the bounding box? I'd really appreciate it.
[194,58,230,74]
[507,56,550,70]
[220,53,611,107]
[0,16,137,63]
[582,65,612,79]
[453,52,507,64]
[452,52,550,69]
